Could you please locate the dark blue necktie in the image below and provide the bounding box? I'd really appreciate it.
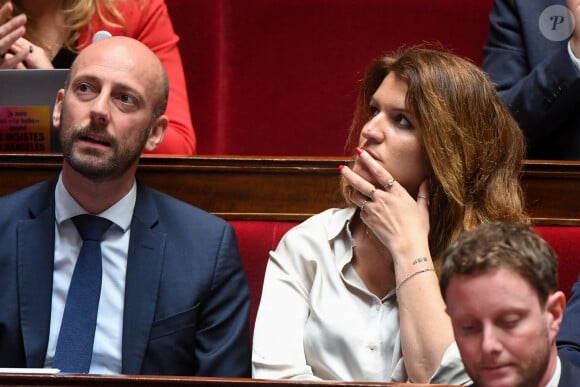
[53,214,112,373]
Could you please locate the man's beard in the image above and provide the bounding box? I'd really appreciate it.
[472,331,552,387]
[59,116,149,182]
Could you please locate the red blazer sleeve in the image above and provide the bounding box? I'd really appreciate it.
[79,0,197,154]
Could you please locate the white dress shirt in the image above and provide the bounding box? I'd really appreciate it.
[546,356,561,387]
[252,207,469,384]
[44,173,136,374]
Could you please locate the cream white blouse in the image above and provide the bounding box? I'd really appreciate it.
[252,207,470,384]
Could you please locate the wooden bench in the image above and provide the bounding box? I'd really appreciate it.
[0,372,456,386]
[1,155,580,328]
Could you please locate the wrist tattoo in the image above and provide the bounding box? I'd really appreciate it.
[412,257,428,265]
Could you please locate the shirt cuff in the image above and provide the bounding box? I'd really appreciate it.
[428,341,472,385]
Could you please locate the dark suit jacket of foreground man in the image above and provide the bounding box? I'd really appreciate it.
[0,176,251,376]
[558,357,580,386]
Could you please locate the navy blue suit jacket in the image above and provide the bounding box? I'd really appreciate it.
[558,277,580,372]
[559,356,580,386]
[0,176,251,376]
[482,0,580,160]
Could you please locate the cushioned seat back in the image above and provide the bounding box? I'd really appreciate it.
[230,220,298,333]
[166,0,494,156]
[231,221,580,337]
[534,226,580,299]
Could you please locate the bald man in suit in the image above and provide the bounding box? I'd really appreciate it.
[0,36,251,376]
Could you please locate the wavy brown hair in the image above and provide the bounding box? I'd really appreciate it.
[342,47,529,262]
[5,0,127,53]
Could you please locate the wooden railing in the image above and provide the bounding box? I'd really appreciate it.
[0,154,579,225]
[0,373,456,387]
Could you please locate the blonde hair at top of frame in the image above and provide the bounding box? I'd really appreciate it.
[5,0,130,53]
[341,46,529,262]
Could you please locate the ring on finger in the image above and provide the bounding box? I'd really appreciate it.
[384,178,395,190]
[417,195,429,200]
[368,187,377,200]
[360,200,368,212]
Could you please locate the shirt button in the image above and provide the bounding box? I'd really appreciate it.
[375,304,381,311]
[368,344,377,351]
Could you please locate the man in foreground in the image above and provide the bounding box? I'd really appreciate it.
[440,222,580,386]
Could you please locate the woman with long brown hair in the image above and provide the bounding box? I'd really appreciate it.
[252,47,528,384]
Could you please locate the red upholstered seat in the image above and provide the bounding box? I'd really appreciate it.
[230,221,580,335]
[166,0,494,156]
[165,0,220,155]
[534,226,580,300]
[229,220,298,333]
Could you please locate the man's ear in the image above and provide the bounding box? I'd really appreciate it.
[546,290,566,342]
[144,114,168,152]
[52,89,65,129]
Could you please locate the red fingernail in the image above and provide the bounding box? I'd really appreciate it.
[356,147,363,155]
[338,165,345,171]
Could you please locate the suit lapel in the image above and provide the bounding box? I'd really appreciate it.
[121,184,167,374]
[558,356,580,386]
[17,182,57,367]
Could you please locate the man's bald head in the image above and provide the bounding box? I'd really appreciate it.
[68,36,169,118]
